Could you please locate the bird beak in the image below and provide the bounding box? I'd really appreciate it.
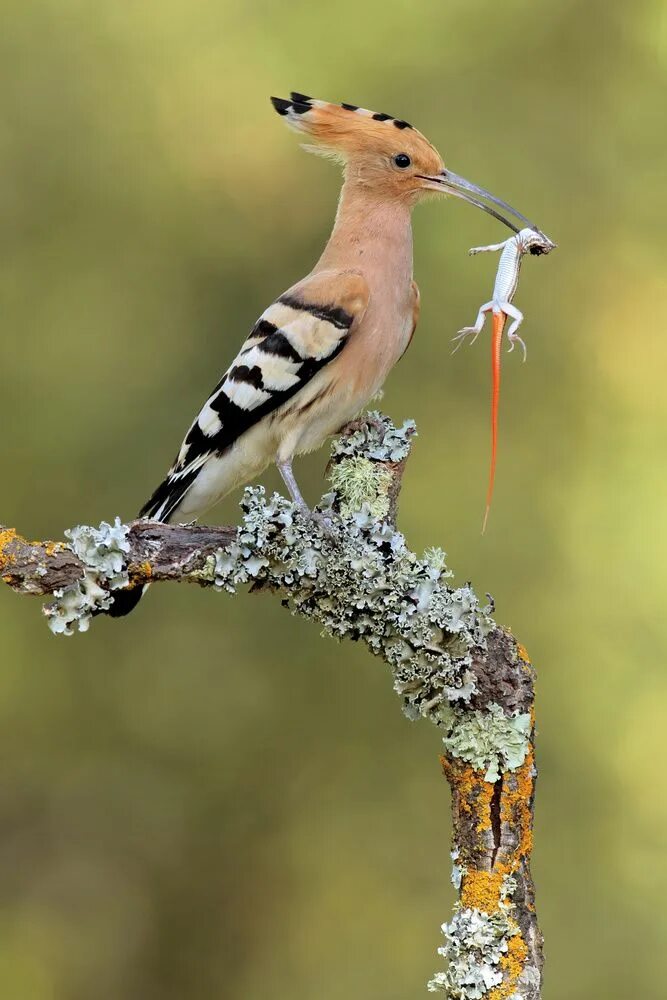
[418,169,537,235]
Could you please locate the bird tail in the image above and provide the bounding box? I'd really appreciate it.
[106,583,145,618]
[106,469,198,618]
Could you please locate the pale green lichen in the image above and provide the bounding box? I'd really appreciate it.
[42,418,496,725]
[211,489,493,717]
[331,410,416,463]
[328,456,392,519]
[190,554,218,584]
[439,702,531,783]
[429,854,525,998]
[45,518,130,635]
[424,546,448,572]
[428,906,519,998]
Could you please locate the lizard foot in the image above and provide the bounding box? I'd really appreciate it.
[452,326,482,354]
[507,333,527,362]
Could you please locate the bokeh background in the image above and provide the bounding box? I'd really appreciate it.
[1,1,666,997]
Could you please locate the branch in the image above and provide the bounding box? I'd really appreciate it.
[0,411,543,997]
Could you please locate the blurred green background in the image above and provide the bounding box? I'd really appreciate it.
[1,1,666,997]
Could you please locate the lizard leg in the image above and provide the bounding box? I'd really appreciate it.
[468,239,511,256]
[501,302,527,361]
[452,302,493,353]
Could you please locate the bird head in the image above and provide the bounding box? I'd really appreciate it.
[271,93,534,232]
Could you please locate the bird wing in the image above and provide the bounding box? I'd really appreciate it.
[140,269,370,521]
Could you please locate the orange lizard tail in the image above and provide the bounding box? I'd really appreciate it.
[482,310,506,534]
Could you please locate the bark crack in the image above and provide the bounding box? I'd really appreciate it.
[490,776,503,868]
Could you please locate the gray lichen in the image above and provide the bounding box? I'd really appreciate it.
[429,861,522,998]
[428,906,518,998]
[451,848,466,890]
[439,702,532,783]
[210,487,493,719]
[43,416,497,725]
[45,518,130,635]
[331,410,416,463]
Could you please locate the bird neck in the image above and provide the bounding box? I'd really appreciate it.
[316,179,414,284]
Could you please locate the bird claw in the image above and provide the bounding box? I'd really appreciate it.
[310,510,337,537]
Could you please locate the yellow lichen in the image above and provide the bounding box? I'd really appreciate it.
[500,750,535,861]
[128,561,152,584]
[1,530,64,576]
[0,528,18,570]
[475,780,495,832]
[516,642,530,663]
[460,868,504,913]
[440,757,495,836]
[488,929,529,999]
[439,639,537,997]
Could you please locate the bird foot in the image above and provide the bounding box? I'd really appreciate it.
[310,509,337,536]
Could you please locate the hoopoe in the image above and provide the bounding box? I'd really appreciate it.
[108,92,533,616]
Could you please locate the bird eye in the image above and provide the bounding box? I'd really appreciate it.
[393,153,411,169]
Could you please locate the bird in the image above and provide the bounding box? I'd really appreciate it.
[108,92,533,616]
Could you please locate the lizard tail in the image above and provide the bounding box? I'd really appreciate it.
[482,310,506,534]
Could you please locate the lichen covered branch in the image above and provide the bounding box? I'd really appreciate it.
[0,411,543,996]
[429,635,542,1000]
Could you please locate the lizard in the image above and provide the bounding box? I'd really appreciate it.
[453,227,556,532]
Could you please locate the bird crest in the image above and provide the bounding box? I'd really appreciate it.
[270,92,442,171]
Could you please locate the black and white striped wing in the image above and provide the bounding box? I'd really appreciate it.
[140,275,369,521]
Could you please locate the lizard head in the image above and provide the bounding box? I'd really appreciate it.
[516,228,557,255]
[271,92,532,231]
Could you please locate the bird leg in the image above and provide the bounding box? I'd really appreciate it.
[277,458,338,534]
[277,459,310,512]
